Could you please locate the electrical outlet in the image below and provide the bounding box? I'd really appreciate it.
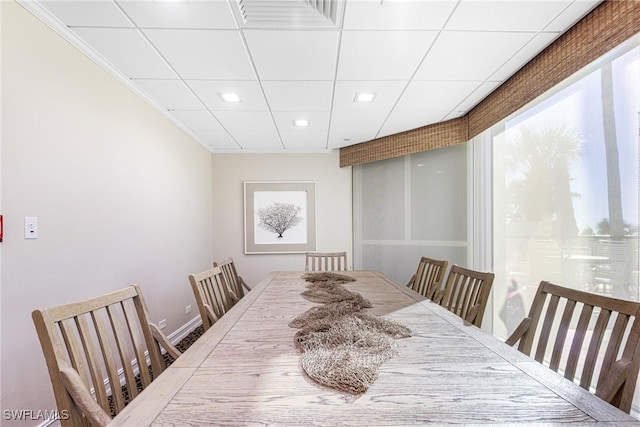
[185,305,192,314]
[158,319,167,329]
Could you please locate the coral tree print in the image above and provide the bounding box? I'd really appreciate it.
[254,191,307,244]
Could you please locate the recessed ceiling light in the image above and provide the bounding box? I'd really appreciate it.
[218,92,241,103]
[354,92,376,103]
[293,119,309,127]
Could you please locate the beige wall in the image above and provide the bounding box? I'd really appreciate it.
[211,153,352,286]
[1,2,213,424]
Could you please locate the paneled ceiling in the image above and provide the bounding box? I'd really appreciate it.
[22,0,600,153]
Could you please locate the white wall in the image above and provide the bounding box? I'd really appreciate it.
[211,153,352,286]
[1,3,213,425]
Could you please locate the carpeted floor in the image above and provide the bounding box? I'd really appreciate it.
[162,324,204,365]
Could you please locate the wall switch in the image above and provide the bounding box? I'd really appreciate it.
[158,319,167,329]
[185,305,192,314]
[25,217,38,239]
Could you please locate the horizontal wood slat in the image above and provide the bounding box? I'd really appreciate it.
[340,0,640,168]
[340,117,468,167]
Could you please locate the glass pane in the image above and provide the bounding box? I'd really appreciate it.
[410,144,467,240]
[355,144,468,284]
[493,44,640,342]
[361,156,405,240]
[362,244,467,285]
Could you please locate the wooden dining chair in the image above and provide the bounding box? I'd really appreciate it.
[189,266,235,331]
[406,256,448,300]
[506,281,640,413]
[305,251,348,272]
[32,285,181,427]
[213,257,251,302]
[436,264,494,328]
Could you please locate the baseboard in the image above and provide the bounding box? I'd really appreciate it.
[164,315,202,351]
[36,316,203,427]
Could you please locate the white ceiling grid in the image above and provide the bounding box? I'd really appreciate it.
[24,0,600,153]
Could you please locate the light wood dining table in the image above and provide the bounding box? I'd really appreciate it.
[109,271,640,426]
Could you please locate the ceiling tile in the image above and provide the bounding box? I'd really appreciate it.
[279,133,329,150]
[170,110,227,133]
[332,80,407,111]
[186,80,268,111]
[395,80,481,112]
[243,30,340,80]
[337,31,438,80]
[262,81,334,112]
[274,111,331,150]
[40,1,133,27]
[414,31,535,81]
[456,81,502,112]
[212,111,282,149]
[71,28,177,79]
[133,79,204,110]
[214,111,275,130]
[232,130,283,150]
[116,0,237,29]
[545,1,600,31]
[169,110,238,150]
[446,0,572,31]
[192,129,240,151]
[490,32,560,81]
[378,110,450,138]
[328,110,390,148]
[144,29,256,80]
[272,111,330,133]
[343,1,457,30]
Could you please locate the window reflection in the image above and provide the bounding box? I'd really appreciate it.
[494,44,640,339]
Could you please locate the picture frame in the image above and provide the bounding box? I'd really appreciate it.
[244,181,316,254]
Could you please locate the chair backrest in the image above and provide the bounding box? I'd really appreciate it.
[32,285,168,427]
[506,281,640,413]
[407,256,448,300]
[214,257,247,300]
[189,266,235,331]
[438,265,495,327]
[305,251,348,272]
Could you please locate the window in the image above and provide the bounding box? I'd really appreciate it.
[490,40,640,411]
[492,39,640,347]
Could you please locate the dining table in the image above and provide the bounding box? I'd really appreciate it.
[109,270,640,426]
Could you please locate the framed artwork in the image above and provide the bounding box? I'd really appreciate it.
[244,181,316,254]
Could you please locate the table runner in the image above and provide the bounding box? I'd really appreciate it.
[289,272,411,394]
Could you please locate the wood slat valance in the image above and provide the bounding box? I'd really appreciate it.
[339,117,468,168]
[340,0,640,168]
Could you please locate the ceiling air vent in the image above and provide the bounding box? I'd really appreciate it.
[232,0,343,29]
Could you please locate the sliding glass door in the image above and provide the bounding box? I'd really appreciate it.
[353,144,468,285]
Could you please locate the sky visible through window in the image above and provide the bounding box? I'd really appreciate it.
[504,46,639,235]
